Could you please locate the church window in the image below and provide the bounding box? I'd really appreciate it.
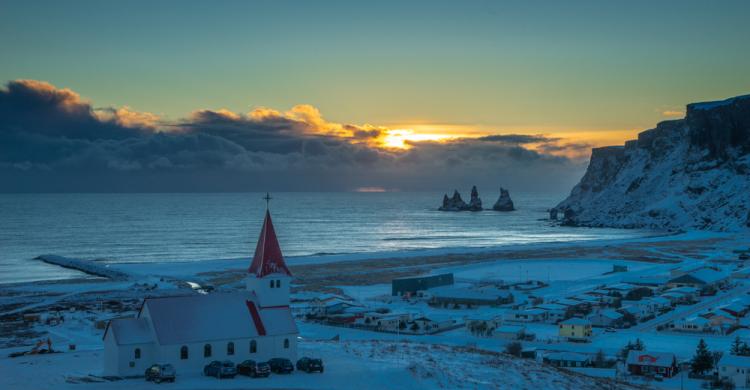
[134,348,141,359]
[284,338,290,349]
[204,344,212,358]
[250,340,257,353]
[276,280,281,288]
[227,342,235,355]
[180,346,188,360]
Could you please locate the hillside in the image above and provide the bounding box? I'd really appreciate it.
[552,94,750,231]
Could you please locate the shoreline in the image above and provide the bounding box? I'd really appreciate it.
[2,228,681,287]
[1,229,732,292]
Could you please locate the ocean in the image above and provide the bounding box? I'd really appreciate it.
[0,192,650,284]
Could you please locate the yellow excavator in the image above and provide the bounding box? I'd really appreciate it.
[8,338,53,358]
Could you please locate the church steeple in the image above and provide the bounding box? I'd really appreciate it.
[246,198,292,307]
[248,209,292,277]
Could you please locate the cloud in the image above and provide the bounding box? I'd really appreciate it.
[0,80,589,193]
[662,110,685,118]
[476,134,559,144]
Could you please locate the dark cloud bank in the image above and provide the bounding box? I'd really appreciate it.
[0,80,588,193]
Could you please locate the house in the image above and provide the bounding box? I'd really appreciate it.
[309,298,361,317]
[544,351,591,368]
[392,273,454,296]
[558,318,592,341]
[626,351,678,378]
[663,286,700,303]
[103,209,298,377]
[718,354,750,388]
[429,286,513,307]
[504,308,547,323]
[587,309,624,328]
[704,312,737,332]
[409,315,458,334]
[466,314,502,336]
[533,303,567,323]
[668,269,729,289]
[721,303,750,319]
[585,289,618,305]
[356,312,413,331]
[620,304,645,320]
[571,294,604,308]
[493,325,526,340]
[673,316,711,332]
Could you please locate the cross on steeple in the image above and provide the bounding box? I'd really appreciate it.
[263,192,272,209]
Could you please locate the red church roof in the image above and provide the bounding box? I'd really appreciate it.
[248,210,292,277]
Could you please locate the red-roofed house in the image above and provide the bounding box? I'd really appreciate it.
[103,208,298,376]
[626,351,678,378]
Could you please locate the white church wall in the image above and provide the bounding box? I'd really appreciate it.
[246,273,291,307]
[151,334,298,375]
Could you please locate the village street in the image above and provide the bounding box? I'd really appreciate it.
[634,281,750,332]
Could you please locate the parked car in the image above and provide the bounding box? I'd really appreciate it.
[296,357,324,373]
[203,360,237,378]
[145,364,176,383]
[267,358,294,374]
[237,359,271,378]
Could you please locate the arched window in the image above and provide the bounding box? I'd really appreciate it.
[284,338,290,349]
[270,280,274,288]
[134,348,141,359]
[180,346,188,360]
[250,340,257,353]
[227,342,235,355]
[204,344,212,358]
[275,280,281,288]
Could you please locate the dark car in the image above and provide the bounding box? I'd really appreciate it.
[237,359,271,378]
[145,364,176,383]
[296,357,324,373]
[203,360,237,378]
[267,358,294,374]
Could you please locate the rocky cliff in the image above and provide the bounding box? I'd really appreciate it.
[552,94,750,231]
[493,188,515,211]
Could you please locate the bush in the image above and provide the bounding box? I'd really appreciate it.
[505,342,523,357]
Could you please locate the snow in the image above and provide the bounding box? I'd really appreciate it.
[107,318,152,345]
[555,94,750,231]
[5,230,750,389]
[718,354,750,367]
[688,94,750,111]
[445,259,651,283]
[143,292,296,344]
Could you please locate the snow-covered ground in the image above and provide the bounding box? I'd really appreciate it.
[2,230,750,389]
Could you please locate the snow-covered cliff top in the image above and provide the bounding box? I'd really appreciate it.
[552,94,750,231]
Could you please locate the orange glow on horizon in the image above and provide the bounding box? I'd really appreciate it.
[380,129,455,149]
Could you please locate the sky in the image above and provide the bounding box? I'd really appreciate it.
[1,0,749,193]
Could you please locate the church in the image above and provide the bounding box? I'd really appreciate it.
[103,209,298,376]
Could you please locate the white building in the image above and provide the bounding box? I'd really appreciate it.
[719,354,750,388]
[103,209,299,377]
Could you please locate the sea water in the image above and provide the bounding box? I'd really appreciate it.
[0,192,650,284]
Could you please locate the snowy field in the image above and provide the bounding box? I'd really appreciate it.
[445,259,652,282]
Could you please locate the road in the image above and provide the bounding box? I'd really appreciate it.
[633,281,750,332]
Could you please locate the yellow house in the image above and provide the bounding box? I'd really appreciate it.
[559,318,592,340]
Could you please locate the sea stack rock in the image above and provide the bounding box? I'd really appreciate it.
[492,188,515,211]
[439,190,469,211]
[467,186,483,211]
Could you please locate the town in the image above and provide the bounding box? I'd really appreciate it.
[3,209,750,389]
